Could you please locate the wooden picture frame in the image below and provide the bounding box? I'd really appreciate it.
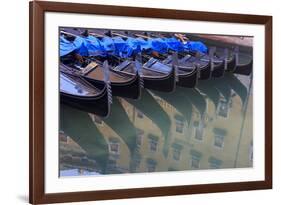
[29,1,272,204]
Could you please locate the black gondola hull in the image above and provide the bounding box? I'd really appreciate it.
[143,67,176,92]
[177,67,198,88]
[83,73,142,99]
[199,62,211,80]
[226,56,236,72]
[233,60,253,76]
[60,89,110,117]
[212,61,225,78]
[178,55,211,80]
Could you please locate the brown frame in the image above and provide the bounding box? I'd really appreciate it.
[29,1,272,204]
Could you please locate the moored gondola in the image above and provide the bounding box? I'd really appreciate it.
[102,30,178,92]
[233,58,253,75]
[177,53,211,80]
[111,31,198,88]
[65,28,177,93]
[187,34,253,76]
[87,60,142,99]
[159,53,199,88]
[133,33,200,87]
[220,49,252,76]
[98,30,177,92]
[60,30,143,99]
[144,32,226,79]
[140,56,177,92]
[214,46,252,76]
[60,70,111,118]
[141,32,212,81]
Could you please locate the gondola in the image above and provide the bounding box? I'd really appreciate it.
[60,30,142,99]
[66,28,176,93]
[141,58,176,92]
[216,48,252,76]
[107,30,196,88]
[139,31,212,81]
[177,53,211,80]
[187,34,253,76]
[87,29,177,92]
[60,70,111,117]
[131,32,199,88]
[140,32,228,79]
[82,59,142,99]
[233,57,253,76]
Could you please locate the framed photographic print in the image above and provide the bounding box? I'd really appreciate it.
[29,1,272,204]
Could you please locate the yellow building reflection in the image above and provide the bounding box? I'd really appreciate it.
[59,73,253,176]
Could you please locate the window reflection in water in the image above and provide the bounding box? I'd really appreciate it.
[59,74,253,177]
[193,121,204,141]
[217,99,230,118]
[175,115,185,134]
[148,134,159,152]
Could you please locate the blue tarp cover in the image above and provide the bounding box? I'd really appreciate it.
[149,38,168,54]
[83,35,105,56]
[126,37,143,53]
[100,36,115,53]
[112,37,134,58]
[134,37,151,50]
[60,35,208,58]
[164,37,185,52]
[60,36,84,57]
[184,41,208,53]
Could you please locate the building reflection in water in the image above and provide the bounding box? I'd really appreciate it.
[59,73,253,176]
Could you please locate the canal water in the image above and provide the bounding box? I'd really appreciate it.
[59,72,253,177]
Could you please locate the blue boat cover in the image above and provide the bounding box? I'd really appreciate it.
[75,39,89,57]
[112,37,134,58]
[184,41,208,53]
[100,36,115,53]
[60,36,84,57]
[126,37,143,53]
[134,37,151,51]
[60,34,209,58]
[149,38,168,54]
[164,37,185,52]
[83,35,105,56]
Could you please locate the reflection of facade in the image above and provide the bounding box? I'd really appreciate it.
[60,75,253,175]
[59,131,100,174]
[89,114,131,174]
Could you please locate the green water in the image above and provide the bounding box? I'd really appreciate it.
[59,72,253,177]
